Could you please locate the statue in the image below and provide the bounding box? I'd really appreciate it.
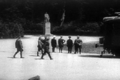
[44,13,50,22]
[44,12,51,35]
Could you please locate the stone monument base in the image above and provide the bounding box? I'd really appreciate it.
[45,22,51,36]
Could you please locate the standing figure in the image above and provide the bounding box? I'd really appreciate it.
[67,36,73,53]
[58,36,65,53]
[44,12,50,22]
[51,36,57,52]
[37,37,43,56]
[13,37,23,58]
[41,37,53,60]
[74,36,82,54]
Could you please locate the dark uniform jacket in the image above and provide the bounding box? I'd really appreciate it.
[74,39,82,47]
[51,39,57,47]
[58,38,65,47]
[67,39,73,47]
[38,39,43,49]
[15,39,23,50]
[44,40,50,52]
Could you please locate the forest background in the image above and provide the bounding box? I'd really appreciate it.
[0,0,120,38]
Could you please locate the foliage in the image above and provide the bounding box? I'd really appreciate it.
[0,0,119,36]
[0,22,24,38]
[52,22,100,35]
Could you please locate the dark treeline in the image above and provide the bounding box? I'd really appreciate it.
[0,0,120,38]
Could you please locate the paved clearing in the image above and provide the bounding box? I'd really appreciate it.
[0,35,120,80]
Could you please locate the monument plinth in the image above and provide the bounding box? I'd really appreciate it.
[45,22,51,36]
[44,13,51,36]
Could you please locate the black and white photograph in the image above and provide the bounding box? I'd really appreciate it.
[0,0,120,80]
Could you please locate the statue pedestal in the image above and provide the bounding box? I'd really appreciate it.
[45,22,51,36]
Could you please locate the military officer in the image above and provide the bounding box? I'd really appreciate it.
[74,36,82,54]
[13,36,23,58]
[67,36,73,53]
[51,36,57,52]
[58,36,65,53]
[41,36,53,60]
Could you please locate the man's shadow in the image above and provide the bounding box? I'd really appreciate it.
[7,57,24,59]
[7,57,15,58]
[79,54,120,59]
[29,55,39,57]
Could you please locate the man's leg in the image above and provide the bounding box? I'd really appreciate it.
[53,47,55,52]
[37,51,39,56]
[79,48,81,54]
[41,49,44,55]
[37,47,40,56]
[52,47,54,52]
[47,51,53,60]
[68,47,70,53]
[76,46,79,54]
[20,51,23,58]
[75,46,77,54]
[59,47,60,53]
[52,47,55,52]
[74,46,76,54]
[41,51,46,59]
[68,47,69,53]
[70,47,72,53]
[61,47,63,53]
[59,47,62,53]
[13,49,19,58]
[79,46,82,54]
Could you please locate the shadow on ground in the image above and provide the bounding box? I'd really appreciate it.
[7,57,24,59]
[79,54,120,59]
[29,55,38,57]
[7,57,15,58]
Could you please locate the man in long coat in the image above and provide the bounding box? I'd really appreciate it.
[67,36,73,53]
[37,37,44,56]
[51,36,57,52]
[58,36,65,53]
[74,36,82,54]
[13,37,23,58]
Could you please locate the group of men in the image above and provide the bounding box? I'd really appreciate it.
[13,36,53,60]
[51,36,82,54]
[37,36,53,60]
[13,36,82,60]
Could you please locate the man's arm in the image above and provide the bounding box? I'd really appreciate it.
[20,40,23,49]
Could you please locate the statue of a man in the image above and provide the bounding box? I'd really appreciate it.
[44,13,50,22]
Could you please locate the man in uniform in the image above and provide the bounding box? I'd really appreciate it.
[37,37,44,56]
[67,36,73,53]
[74,36,82,54]
[13,37,23,58]
[51,36,57,52]
[58,36,65,53]
[40,36,53,60]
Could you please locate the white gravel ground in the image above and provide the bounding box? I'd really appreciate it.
[0,35,120,80]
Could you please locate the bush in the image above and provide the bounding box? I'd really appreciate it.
[23,21,44,34]
[52,22,100,35]
[82,22,100,35]
[0,22,24,38]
